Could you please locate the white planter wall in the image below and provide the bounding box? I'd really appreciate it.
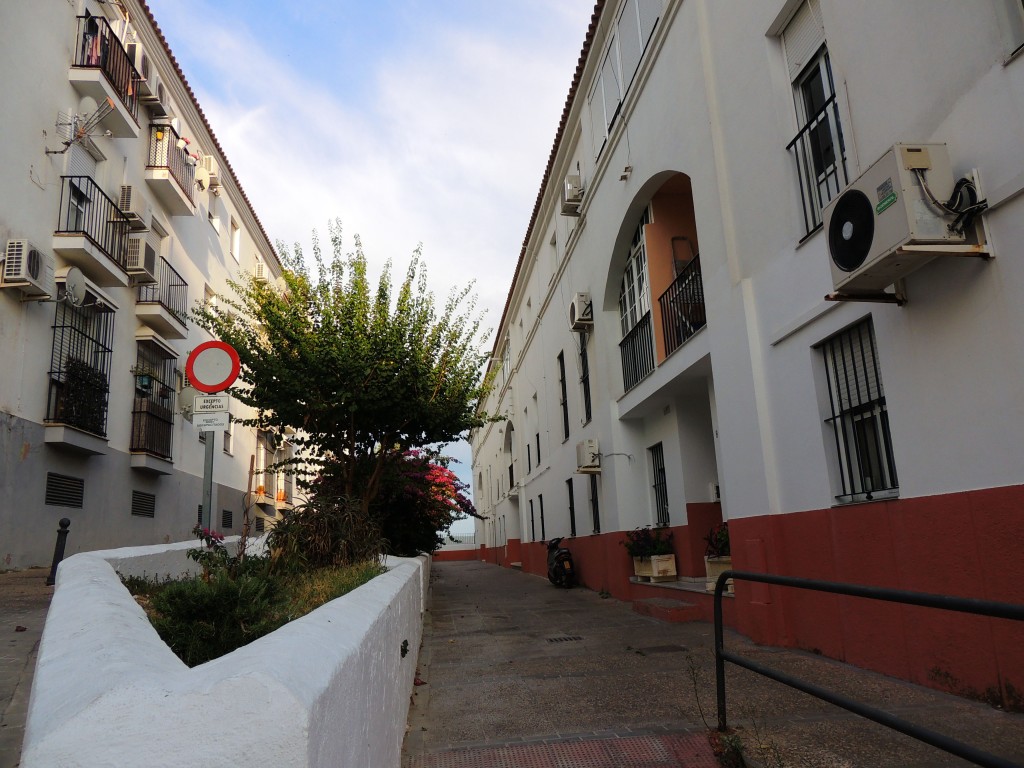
[22,543,428,768]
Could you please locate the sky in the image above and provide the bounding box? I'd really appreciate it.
[144,0,595,531]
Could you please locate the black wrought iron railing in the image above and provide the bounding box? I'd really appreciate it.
[46,301,114,437]
[714,571,1024,768]
[72,15,141,121]
[130,346,176,458]
[137,256,189,326]
[55,175,130,271]
[786,94,849,238]
[620,311,655,392]
[147,124,195,204]
[658,256,706,357]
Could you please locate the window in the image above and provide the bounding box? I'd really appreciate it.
[46,298,114,437]
[256,429,275,496]
[538,494,546,540]
[527,443,532,473]
[566,478,577,537]
[579,332,592,424]
[819,318,898,502]
[535,432,541,466]
[589,474,601,534]
[589,0,661,157]
[230,218,240,261]
[130,341,176,459]
[1000,0,1024,59]
[649,443,669,526]
[783,0,848,237]
[208,209,220,233]
[529,499,536,541]
[501,339,511,387]
[619,209,656,390]
[557,352,570,440]
[223,413,233,455]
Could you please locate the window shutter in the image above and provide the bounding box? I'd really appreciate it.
[783,0,825,80]
[637,0,661,48]
[67,142,97,178]
[617,2,643,87]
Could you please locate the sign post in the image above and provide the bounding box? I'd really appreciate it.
[186,341,241,530]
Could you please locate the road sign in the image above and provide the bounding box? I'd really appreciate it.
[194,412,229,431]
[194,394,229,413]
[186,341,240,394]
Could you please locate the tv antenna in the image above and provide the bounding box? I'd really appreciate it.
[46,96,115,155]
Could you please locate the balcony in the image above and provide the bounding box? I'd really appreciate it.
[68,15,141,139]
[658,255,706,358]
[130,345,176,473]
[136,256,189,338]
[52,176,131,287]
[145,124,196,216]
[620,312,656,393]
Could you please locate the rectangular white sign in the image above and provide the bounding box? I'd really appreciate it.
[194,395,229,413]
[194,412,229,431]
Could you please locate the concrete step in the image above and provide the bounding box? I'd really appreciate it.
[631,597,704,623]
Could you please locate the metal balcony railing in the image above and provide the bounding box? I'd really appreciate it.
[786,93,849,238]
[73,14,141,121]
[147,124,196,204]
[55,175,130,270]
[658,255,706,357]
[136,256,189,326]
[619,311,655,392]
[130,347,176,458]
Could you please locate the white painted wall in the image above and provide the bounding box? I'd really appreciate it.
[22,543,427,768]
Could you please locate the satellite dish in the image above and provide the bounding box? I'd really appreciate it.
[195,166,210,190]
[78,95,99,116]
[64,267,88,305]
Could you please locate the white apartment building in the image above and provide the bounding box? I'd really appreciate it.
[471,0,1024,705]
[0,0,294,569]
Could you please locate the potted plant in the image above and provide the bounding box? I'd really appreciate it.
[704,522,732,593]
[622,526,677,582]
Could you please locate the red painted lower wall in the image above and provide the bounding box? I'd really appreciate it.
[468,485,1024,710]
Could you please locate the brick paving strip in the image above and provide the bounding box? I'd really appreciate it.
[402,561,1024,768]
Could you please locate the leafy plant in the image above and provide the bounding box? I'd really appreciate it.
[705,522,730,558]
[622,526,674,559]
[266,494,383,573]
[60,357,108,435]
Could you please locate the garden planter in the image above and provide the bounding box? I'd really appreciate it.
[704,555,733,593]
[633,554,677,583]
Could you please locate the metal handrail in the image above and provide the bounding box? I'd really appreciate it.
[73,15,141,121]
[714,570,1024,768]
[785,93,848,237]
[619,311,655,391]
[137,255,189,325]
[55,175,130,269]
[658,255,706,356]
[147,124,196,203]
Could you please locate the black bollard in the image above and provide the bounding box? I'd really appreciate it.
[46,518,71,586]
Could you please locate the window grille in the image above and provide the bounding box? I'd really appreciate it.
[130,341,176,458]
[535,432,541,465]
[820,319,898,501]
[529,499,536,542]
[557,352,570,440]
[589,474,601,534]
[539,494,546,540]
[579,332,592,423]
[47,299,114,436]
[566,478,577,537]
[650,443,669,526]
[45,473,84,508]
[131,490,156,518]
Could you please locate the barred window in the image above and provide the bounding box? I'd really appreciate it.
[557,352,570,440]
[820,318,898,501]
[47,298,114,436]
[649,443,669,526]
[566,478,577,537]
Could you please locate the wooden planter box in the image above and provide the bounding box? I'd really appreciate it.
[633,554,677,583]
[704,555,733,593]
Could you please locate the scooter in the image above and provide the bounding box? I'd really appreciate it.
[546,537,575,588]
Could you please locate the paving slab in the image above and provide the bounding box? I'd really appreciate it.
[0,569,53,768]
[402,561,1024,768]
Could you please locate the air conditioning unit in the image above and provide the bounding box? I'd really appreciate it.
[2,240,55,296]
[561,174,583,216]
[118,185,152,231]
[254,260,268,283]
[576,439,600,473]
[141,75,168,117]
[824,143,965,296]
[569,292,593,331]
[201,154,221,187]
[125,42,152,95]
[126,238,158,284]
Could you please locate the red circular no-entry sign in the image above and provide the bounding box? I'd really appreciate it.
[186,341,240,393]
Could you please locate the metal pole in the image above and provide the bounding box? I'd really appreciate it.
[201,430,215,529]
[714,570,730,731]
[46,518,71,586]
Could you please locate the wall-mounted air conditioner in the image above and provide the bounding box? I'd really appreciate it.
[202,155,221,187]
[824,143,966,296]
[561,174,583,216]
[126,42,151,95]
[119,185,152,232]
[569,292,593,331]
[126,238,158,284]
[141,74,168,117]
[2,240,55,297]
[576,438,600,473]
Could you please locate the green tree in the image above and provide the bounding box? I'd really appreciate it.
[192,220,494,516]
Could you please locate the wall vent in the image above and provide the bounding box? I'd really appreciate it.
[131,490,156,518]
[45,473,84,508]
[221,509,233,529]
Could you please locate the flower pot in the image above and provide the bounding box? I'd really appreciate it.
[704,555,733,593]
[633,554,677,582]
[633,557,653,578]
